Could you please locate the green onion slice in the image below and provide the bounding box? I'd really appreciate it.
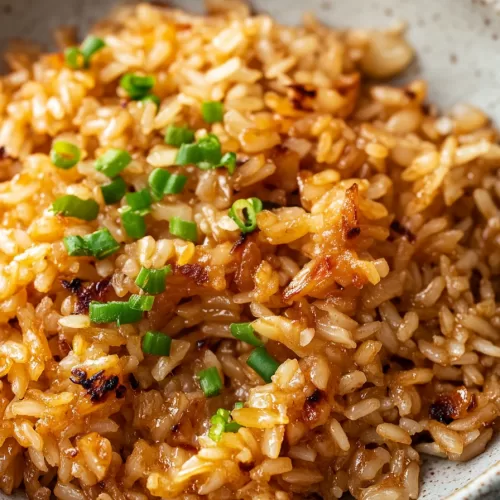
[148,168,170,201]
[165,125,195,147]
[197,134,222,167]
[142,331,172,356]
[208,414,226,442]
[198,367,223,397]
[101,176,127,205]
[220,152,237,175]
[95,149,132,178]
[89,300,143,326]
[230,322,263,347]
[80,36,105,66]
[225,421,242,433]
[63,228,120,260]
[246,347,280,383]
[51,195,99,221]
[125,189,152,211]
[135,265,172,295]
[50,141,81,169]
[140,94,161,108]
[128,294,155,311]
[202,101,224,123]
[169,216,198,242]
[63,235,90,257]
[233,401,244,409]
[229,198,263,234]
[164,174,187,195]
[176,143,202,166]
[120,207,146,240]
[120,73,155,100]
[64,47,84,69]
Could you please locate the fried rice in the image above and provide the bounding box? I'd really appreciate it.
[0,1,499,499]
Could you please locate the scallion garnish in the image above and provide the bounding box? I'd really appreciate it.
[125,189,152,211]
[148,168,170,201]
[196,134,222,168]
[220,152,237,175]
[64,47,84,69]
[198,367,223,397]
[120,207,146,240]
[169,216,198,242]
[135,265,171,294]
[51,195,99,221]
[140,94,161,108]
[202,101,224,123]
[208,414,226,442]
[95,149,132,178]
[228,198,263,234]
[165,174,187,195]
[50,141,81,169]
[63,228,120,260]
[175,143,203,166]
[230,322,263,347]
[128,294,155,311]
[233,402,244,409]
[165,125,195,147]
[101,176,127,205]
[208,406,242,441]
[246,347,280,383]
[80,36,106,66]
[89,300,143,326]
[142,331,172,356]
[120,73,155,100]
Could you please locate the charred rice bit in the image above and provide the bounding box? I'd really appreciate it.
[0,1,500,499]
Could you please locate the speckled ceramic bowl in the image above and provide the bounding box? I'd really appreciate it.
[0,0,499,498]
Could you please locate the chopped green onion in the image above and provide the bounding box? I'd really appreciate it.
[125,189,152,211]
[164,174,187,195]
[63,235,90,257]
[142,331,172,356]
[229,198,262,234]
[233,402,244,409]
[225,422,242,433]
[80,36,105,66]
[249,197,263,213]
[217,408,231,421]
[198,367,223,397]
[128,294,155,311]
[246,347,280,383]
[86,228,120,260]
[101,176,127,205]
[230,322,263,347]
[51,195,99,221]
[169,217,198,242]
[135,265,172,294]
[63,228,120,260]
[140,94,160,108]
[176,143,202,166]
[175,134,222,169]
[95,149,132,178]
[202,101,224,123]
[89,300,143,326]
[197,134,222,167]
[148,168,170,201]
[208,414,226,442]
[50,141,81,169]
[220,152,237,175]
[165,125,195,147]
[120,73,155,100]
[120,207,146,240]
[64,47,84,69]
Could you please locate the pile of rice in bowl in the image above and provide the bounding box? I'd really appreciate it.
[0,1,500,498]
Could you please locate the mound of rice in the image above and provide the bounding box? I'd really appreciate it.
[0,1,499,499]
